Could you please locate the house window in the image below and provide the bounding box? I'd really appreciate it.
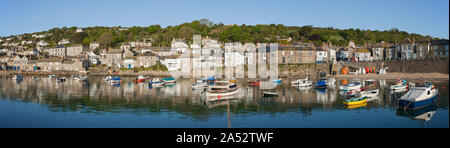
[298,58,302,63]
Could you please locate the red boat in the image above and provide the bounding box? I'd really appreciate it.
[135,76,147,83]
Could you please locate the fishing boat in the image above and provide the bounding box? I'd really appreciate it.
[262,92,279,97]
[162,77,176,83]
[292,77,312,87]
[339,82,362,91]
[314,80,328,89]
[360,89,379,98]
[109,76,122,83]
[149,78,165,87]
[192,82,208,89]
[206,81,239,101]
[398,84,438,110]
[135,75,147,83]
[343,96,368,106]
[12,75,23,81]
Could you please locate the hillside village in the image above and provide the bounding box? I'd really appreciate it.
[0,28,448,76]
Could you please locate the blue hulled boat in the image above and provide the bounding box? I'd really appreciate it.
[398,84,438,110]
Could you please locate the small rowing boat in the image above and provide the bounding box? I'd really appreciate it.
[206,81,239,101]
[343,96,368,106]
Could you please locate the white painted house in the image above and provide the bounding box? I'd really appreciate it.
[315,50,328,63]
[355,48,372,62]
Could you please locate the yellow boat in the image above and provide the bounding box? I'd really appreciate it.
[346,102,367,109]
[343,96,368,106]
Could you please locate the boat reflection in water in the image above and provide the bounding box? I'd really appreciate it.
[0,75,448,128]
[396,104,438,122]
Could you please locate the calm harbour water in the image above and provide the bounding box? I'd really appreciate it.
[0,75,448,128]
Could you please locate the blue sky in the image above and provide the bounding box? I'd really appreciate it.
[1,0,448,39]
